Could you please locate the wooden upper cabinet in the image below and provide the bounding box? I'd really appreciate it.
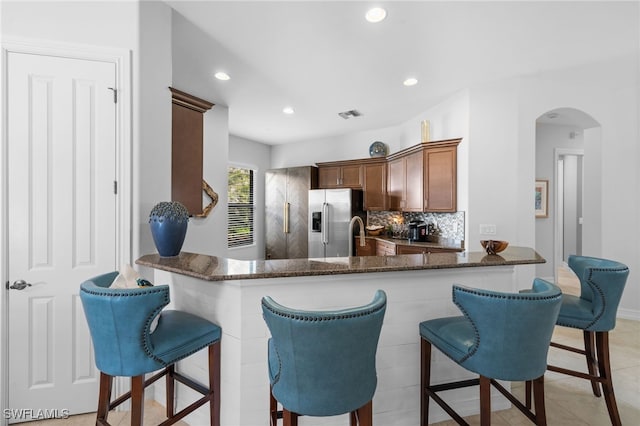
[317,161,362,188]
[170,87,214,216]
[424,140,459,212]
[318,138,460,212]
[387,149,423,212]
[363,159,387,211]
[387,138,460,213]
[387,157,404,211]
[404,150,424,212]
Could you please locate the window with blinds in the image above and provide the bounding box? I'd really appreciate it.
[228,166,255,248]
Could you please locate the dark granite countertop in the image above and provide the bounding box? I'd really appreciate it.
[136,246,544,282]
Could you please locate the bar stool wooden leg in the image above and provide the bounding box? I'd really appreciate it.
[96,372,112,424]
[282,409,298,426]
[354,401,373,426]
[269,388,278,426]
[210,342,221,426]
[420,338,432,426]
[479,376,491,426]
[584,330,602,397]
[596,332,622,426]
[532,376,547,426]
[166,364,175,418]
[525,380,532,409]
[130,375,145,426]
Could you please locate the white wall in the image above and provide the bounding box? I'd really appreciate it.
[170,10,230,257]
[519,55,639,316]
[535,123,586,279]
[137,1,173,264]
[229,135,272,260]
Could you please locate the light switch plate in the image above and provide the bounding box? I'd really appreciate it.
[479,224,497,235]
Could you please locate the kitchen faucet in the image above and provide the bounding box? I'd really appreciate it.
[348,216,366,257]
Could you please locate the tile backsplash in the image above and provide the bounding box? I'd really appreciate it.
[367,211,465,243]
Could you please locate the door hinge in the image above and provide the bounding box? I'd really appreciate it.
[5,281,8,290]
[113,181,118,194]
[107,87,117,103]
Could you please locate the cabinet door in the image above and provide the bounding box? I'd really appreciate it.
[404,150,424,211]
[396,245,427,255]
[363,162,387,211]
[356,237,376,256]
[265,169,288,259]
[286,167,313,258]
[340,164,363,188]
[318,166,340,188]
[376,240,396,256]
[424,146,457,212]
[387,158,404,211]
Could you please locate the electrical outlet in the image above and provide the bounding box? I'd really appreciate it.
[479,224,497,235]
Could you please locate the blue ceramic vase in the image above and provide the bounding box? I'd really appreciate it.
[149,201,189,257]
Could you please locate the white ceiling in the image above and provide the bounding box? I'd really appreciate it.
[166,1,638,145]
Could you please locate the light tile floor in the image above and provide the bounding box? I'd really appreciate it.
[31,266,640,425]
[29,400,188,425]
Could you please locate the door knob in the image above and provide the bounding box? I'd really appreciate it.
[8,279,32,290]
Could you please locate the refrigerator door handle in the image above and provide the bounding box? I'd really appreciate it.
[322,202,329,245]
[283,202,290,233]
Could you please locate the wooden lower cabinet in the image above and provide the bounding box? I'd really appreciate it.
[355,237,376,256]
[396,244,461,255]
[376,240,396,256]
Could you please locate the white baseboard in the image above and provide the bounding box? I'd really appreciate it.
[617,308,640,321]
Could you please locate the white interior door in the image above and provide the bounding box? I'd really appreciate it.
[7,51,117,421]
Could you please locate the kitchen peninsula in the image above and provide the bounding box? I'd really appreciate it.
[136,247,544,425]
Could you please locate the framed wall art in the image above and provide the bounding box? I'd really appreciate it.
[535,179,549,218]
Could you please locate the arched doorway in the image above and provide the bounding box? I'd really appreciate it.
[535,107,601,284]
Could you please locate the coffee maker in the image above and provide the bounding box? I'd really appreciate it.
[408,221,426,241]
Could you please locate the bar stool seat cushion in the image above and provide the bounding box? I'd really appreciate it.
[554,294,597,329]
[150,310,221,364]
[419,316,475,362]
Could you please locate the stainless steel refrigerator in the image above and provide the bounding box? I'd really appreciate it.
[308,189,364,258]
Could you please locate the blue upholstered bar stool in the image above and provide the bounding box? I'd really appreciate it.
[261,290,387,426]
[80,271,222,426]
[533,255,629,426]
[420,279,562,426]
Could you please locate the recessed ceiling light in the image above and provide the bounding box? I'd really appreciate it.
[365,7,387,23]
[214,71,230,81]
[403,78,418,87]
[283,107,295,115]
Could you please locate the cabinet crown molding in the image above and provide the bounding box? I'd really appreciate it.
[386,138,462,161]
[169,86,214,113]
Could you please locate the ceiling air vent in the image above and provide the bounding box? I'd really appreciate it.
[338,109,362,120]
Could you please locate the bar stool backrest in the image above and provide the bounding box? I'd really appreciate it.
[80,272,170,377]
[261,290,387,417]
[567,255,629,332]
[453,279,562,381]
